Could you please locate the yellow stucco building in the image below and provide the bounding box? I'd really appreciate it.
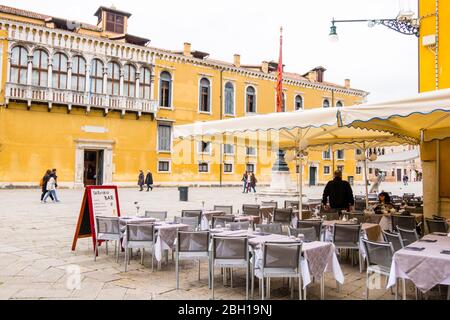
[418,0,450,218]
[0,4,368,188]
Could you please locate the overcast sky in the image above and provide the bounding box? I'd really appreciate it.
[4,0,419,103]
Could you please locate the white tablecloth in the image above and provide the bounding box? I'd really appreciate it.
[387,234,450,292]
[249,235,344,289]
[154,223,189,262]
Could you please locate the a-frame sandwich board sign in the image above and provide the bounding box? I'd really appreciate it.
[71,186,121,252]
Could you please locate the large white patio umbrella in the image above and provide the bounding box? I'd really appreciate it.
[174,107,415,215]
[338,88,450,214]
[338,88,450,142]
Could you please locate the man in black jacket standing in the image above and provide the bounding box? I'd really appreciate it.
[322,170,355,214]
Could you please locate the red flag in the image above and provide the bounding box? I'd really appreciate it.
[276,27,283,112]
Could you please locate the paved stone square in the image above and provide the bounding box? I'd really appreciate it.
[1,182,445,300]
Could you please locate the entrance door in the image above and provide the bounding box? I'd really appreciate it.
[309,166,317,186]
[84,150,104,186]
[397,169,402,182]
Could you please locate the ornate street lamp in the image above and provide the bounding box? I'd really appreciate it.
[329,11,420,41]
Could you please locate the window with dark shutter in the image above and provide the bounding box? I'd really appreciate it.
[106,12,125,34]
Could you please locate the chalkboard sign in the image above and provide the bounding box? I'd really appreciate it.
[71,186,121,252]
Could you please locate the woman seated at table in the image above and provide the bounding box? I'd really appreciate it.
[373,192,395,214]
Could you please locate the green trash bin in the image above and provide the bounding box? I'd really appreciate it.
[178,186,189,202]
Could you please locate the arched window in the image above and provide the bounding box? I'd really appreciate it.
[336,100,343,107]
[32,50,48,87]
[123,64,136,97]
[71,56,86,92]
[246,86,256,113]
[224,82,234,115]
[295,95,303,110]
[52,52,68,89]
[90,59,104,94]
[107,61,120,96]
[199,78,211,112]
[140,67,151,100]
[159,71,172,108]
[10,46,28,84]
[323,99,330,108]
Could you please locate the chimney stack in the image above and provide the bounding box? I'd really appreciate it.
[344,79,351,89]
[183,42,192,57]
[233,54,241,68]
[306,71,317,82]
[261,61,269,74]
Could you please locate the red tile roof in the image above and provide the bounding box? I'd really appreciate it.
[0,4,51,20]
[0,4,100,31]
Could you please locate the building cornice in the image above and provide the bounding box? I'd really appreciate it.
[1,17,368,98]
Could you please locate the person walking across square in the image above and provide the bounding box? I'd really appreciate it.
[138,170,145,191]
[145,170,153,191]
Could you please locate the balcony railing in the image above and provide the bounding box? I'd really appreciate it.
[4,83,158,116]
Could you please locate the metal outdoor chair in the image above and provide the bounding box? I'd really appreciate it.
[354,200,367,211]
[403,193,415,202]
[273,208,293,227]
[174,216,200,231]
[229,221,250,231]
[243,204,261,217]
[285,200,299,210]
[288,227,317,242]
[362,239,396,300]
[181,210,203,227]
[382,230,404,252]
[348,212,365,224]
[123,222,155,272]
[175,231,210,289]
[214,205,233,215]
[332,224,363,273]
[308,203,321,214]
[211,236,250,300]
[425,218,448,234]
[145,211,168,221]
[261,201,278,209]
[255,223,283,235]
[94,216,122,262]
[297,220,322,241]
[397,227,420,247]
[321,211,340,221]
[391,214,416,232]
[212,215,235,228]
[251,242,303,300]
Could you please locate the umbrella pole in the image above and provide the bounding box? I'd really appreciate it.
[297,149,303,220]
[363,146,369,210]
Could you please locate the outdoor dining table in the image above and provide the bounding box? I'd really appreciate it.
[387,233,450,299]
[119,217,189,264]
[201,210,226,230]
[154,222,190,263]
[209,229,344,300]
[260,206,298,226]
[309,219,382,242]
[377,213,424,232]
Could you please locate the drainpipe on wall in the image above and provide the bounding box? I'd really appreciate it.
[219,68,224,187]
[436,140,440,215]
[435,0,439,90]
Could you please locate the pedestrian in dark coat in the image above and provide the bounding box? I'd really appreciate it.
[242,172,248,193]
[40,169,54,202]
[138,170,145,191]
[250,173,257,193]
[145,170,153,191]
